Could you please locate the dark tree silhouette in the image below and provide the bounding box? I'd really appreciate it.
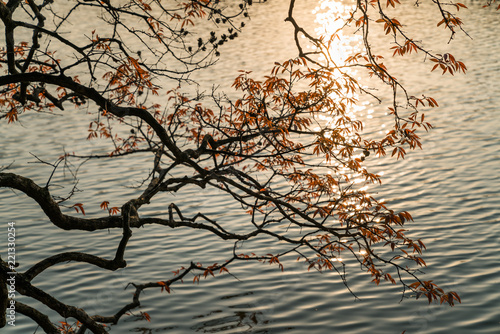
[0,0,479,332]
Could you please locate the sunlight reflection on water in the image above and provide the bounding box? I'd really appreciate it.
[315,0,362,65]
[1,1,499,333]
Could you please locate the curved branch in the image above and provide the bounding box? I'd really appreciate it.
[0,73,187,160]
[0,262,106,333]
[23,252,126,281]
[15,301,59,334]
[0,172,122,231]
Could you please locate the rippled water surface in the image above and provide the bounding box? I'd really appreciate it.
[1,1,499,333]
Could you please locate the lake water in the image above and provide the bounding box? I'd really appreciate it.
[1,0,499,333]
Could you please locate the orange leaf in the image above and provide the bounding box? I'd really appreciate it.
[72,203,85,215]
